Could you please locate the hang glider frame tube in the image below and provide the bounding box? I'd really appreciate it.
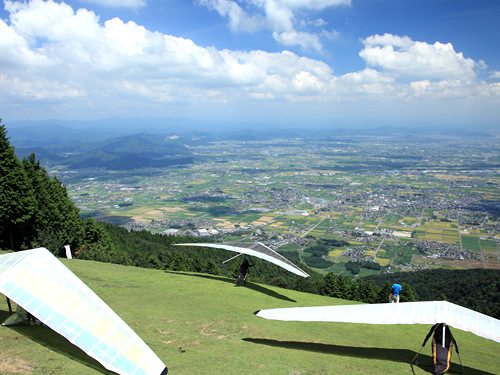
[222,252,244,264]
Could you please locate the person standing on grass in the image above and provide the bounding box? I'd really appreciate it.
[235,258,254,285]
[389,278,402,303]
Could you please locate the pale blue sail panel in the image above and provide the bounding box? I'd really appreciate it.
[0,248,168,375]
[175,242,309,277]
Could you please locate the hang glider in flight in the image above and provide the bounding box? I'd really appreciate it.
[254,300,500,343]
[175,242,309,278]
[0,248,168,375]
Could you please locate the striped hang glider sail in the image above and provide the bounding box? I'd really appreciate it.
[255,301,500,343]
[0,248,168,375]
[175,242,309,278]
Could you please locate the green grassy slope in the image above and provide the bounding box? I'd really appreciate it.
[1,253,499,375]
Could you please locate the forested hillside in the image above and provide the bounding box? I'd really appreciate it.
[362,269,500,318]
[0,122,111,254]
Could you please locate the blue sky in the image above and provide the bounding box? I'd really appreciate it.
[1,0,499,129]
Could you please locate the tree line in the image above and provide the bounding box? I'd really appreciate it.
[362,268,500,319]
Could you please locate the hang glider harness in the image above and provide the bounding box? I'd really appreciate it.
[221,252,261,277]
[411,323,464,375]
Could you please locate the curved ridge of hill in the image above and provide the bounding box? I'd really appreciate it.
[12,133,194,170]
[14,146,64,162]
[98,133,190,158]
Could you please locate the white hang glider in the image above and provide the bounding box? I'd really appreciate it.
[254,301,500,344]
[175,242,309,278]
[0,248,168,375]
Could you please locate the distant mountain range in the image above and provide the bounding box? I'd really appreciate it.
[6,117,494,170]
[13,133,195,170]
[6,117,494,144]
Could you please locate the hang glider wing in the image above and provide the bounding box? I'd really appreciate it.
[175,242,309,278]
[255,301,500,343]
[0,248,168,375]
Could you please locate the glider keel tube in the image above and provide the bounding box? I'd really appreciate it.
[175,242,309,278]
[255,301,500,344]
[0,248,168,375]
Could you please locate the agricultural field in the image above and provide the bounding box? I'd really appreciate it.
[55,134,500,276]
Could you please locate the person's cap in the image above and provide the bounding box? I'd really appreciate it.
[395,278,401,283]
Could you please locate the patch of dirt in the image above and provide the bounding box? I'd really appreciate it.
[157,329,172,335]
[0,358,32,374]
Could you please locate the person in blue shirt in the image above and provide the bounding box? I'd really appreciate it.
[389,278,402,303]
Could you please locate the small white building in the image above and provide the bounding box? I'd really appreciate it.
[198,229,209,236]
[163,229,179,236]
[392,231,412,238]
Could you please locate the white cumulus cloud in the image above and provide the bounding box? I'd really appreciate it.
[489,71,500,79]
[359,33,479,81]
[198,0,349,50]
[0,0,338,105]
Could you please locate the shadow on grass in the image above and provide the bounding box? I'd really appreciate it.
[0,309,113,374]
[165,271,296,302]
[242,338,494,375]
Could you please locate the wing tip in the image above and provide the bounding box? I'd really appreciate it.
[253,310,261,315]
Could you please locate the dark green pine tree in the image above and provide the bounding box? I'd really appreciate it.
[400,282,418,302]
[148,254,162,269]
[293,276,320,295]
[336,274,351,300]
[205,258,222,275]
[169,252,191,271]
[81,217,115,262]
[358,280,378,304]
[0,123,36,250]
[22,153,84,254]
[350,280,361,302]
[319,272,340,297]
[51,175,84,250]
[376,281,393,303]
[191,255,205,273]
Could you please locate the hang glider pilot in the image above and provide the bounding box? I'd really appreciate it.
[236,258,254,285]
[421,323,459,375]
[389,278,402,303]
